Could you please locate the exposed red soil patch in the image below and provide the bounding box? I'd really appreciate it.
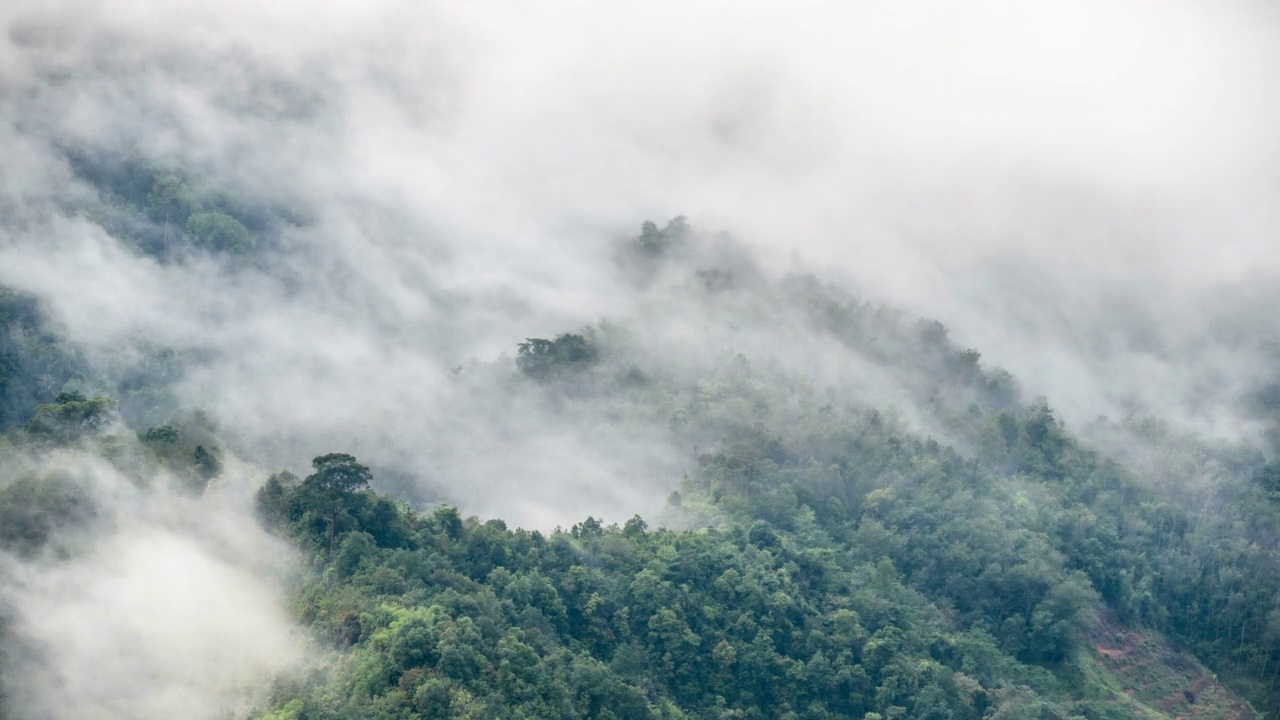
[1096,643,1127,660]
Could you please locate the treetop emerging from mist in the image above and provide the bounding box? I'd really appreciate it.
[516,333,599,380]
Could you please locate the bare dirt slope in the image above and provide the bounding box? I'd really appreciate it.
[1089,616,1259,720]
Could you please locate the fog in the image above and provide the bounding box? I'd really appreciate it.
[0,449,304,719]
[3,0,1280,715]
[2,0,1278,505]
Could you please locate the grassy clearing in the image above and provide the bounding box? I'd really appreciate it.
[1082,616,1259,720]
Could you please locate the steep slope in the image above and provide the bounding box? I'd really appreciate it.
[1086,618,1257,720]
[0,219,1276,718]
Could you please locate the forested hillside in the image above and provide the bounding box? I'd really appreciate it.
[2,205,1278,718]
[4,3,1280,715]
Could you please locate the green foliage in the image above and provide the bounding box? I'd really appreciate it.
[617,217,691,287]
[0,289,90,429]
[0,473,96,557]
[244,275,1275,716]
[142,424,180,444]
[1255,461,1280,504]
[0,286,187,432]
[132,412,232,492]
[255,453,407,558]
[0,200,1274,716]
[254,497,1010,719]
[635,216,688,257]
[516,333,599,379]
[257,471,299,528]
[187,210,254,253]
[301,453,375,554]
[248,428,1182,720]
[193,444,222,481]
[24,392,116,441]
[305,453,374,498]
[63,149,273,262]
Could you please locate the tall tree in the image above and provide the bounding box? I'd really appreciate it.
[300,453,372,555]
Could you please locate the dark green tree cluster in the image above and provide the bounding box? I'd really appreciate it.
[516,334,599,380]
[634,217,689,258]
[254,454,1138,720]
[0,289,91,429]
[617,217,691,288]
[23,391,117,441]
[0,287,187,432]
[256,454,409,557]
[65,150,273,260]
[0,473,97,558]
[645,352,1280,713]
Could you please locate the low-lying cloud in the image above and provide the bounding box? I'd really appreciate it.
[2,3,1279,717]
[0,451,303,719]
[1,0,1279,523]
